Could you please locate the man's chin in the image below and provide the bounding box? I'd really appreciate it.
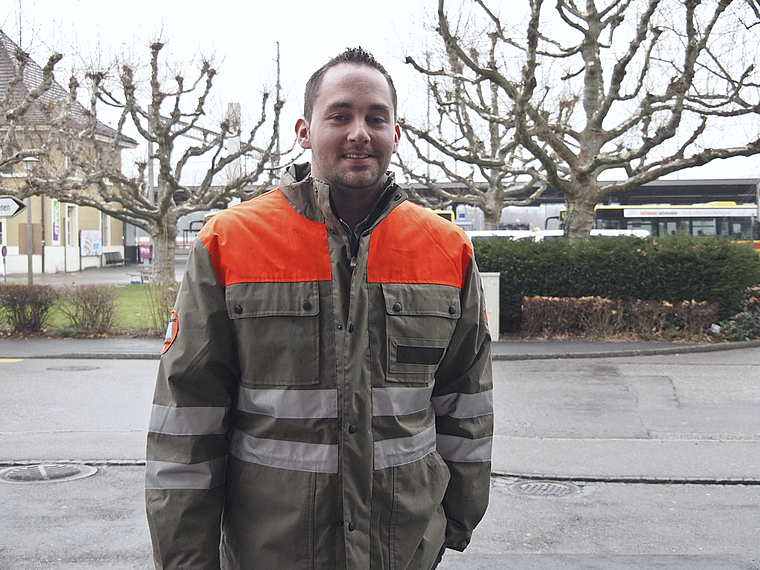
[334,172,385,193]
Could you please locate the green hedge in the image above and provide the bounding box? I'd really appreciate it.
[473,234,760,333]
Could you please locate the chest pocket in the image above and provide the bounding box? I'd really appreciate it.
[382,283,460,384]
[226,282,320,387]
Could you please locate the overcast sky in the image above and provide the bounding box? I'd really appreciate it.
[3,0,432,131]
[4,0,760,180]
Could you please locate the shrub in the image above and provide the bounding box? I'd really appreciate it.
[623,299,673,337]
[522,295,719,340]
[0,284,61,334]
[744,286,760,313]
[577,297,626,337]
[718,312,760,341]
[718,286,760,341]
[643,235,760,320]
[145,285,179,335]
[474,234,760,333]
[521,296,583,336]
[59,285,117,336]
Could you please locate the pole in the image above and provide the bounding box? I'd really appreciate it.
[756,181,760,242]
[22,156,38,284]
[26,196,33,285]
[63,210,68,273]
[40,197,45,274]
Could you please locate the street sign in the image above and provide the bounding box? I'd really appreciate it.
[0,196,26,218]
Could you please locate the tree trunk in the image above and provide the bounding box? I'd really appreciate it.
[482,182,503,230]
[564,195,596,244]
[483,208,501,230]
[148,214,177,286]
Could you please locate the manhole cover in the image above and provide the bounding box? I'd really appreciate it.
[0,464,97,484]
[46,366,99,371]
[510,480,579,497]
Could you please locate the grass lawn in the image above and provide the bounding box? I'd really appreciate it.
[113,284,169,333]
[3,284,177,337]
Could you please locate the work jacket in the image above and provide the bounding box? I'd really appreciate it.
[146,163,493,570]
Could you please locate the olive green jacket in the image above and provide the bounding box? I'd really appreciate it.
[146,164,493,570]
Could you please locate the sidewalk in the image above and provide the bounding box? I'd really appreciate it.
[2,251,187,287]
[1,335,759,361]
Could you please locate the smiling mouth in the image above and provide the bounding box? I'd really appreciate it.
[344,153,372,159]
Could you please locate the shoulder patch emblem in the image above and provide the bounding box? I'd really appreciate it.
[162,311,179,355]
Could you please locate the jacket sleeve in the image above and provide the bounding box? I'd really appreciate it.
[432,252,493,552]
[145,239,240,570]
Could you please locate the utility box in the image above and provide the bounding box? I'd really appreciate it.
[480,272,500,341]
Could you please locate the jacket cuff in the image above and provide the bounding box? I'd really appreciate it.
[445,520,472,552]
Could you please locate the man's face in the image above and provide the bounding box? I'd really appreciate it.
[296,63,400,199]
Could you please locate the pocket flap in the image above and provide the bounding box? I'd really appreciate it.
[382,283,460,319]
[226,282,320,319]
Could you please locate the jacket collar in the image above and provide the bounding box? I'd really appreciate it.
[279,163,408,236]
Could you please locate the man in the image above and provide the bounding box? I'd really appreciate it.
[146,47,493,570]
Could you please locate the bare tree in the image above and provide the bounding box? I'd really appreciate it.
[415,0,760,241]
[0,30,62,172]
[23,41,283,285]
[400,24,550,229]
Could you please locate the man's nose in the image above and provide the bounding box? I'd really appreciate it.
[347,119,370,143]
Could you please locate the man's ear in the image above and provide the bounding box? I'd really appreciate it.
[296,118,311,149]
[392,123,400,153]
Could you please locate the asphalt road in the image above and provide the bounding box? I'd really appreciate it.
[1,346,759,569]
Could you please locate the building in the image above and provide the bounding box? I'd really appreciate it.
[0,30,137,275]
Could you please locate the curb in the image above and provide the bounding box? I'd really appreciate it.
[14,352,162,360]
[2,460,758,486]
[491,338,760,360]
[0,459,146,467]
[491,471,760,486]
[3,338,760,361]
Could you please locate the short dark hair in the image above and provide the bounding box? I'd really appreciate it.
[303,47,397,123]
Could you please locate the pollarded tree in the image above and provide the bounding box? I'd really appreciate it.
[399,30,550,229]
[414,0,760,241]
[0,30,62,172]
[24,41,283,285]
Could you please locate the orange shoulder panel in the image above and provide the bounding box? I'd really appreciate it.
[366,202,472,287]
[199,189,332,286]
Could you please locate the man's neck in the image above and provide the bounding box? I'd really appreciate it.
[331,191,382,230]
[326,176,390,230]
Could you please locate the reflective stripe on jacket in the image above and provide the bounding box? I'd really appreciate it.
[146,164,493,570]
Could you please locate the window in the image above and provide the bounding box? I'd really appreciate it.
[101,211,110,247]
[692,218,716,236]
[658,220,688,236]
[2,142,14,174]
[730,220,753,240]
[631,220,655,235]
[66,205,77,246]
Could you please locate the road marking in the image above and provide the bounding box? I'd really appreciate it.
[0,358,23,363]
